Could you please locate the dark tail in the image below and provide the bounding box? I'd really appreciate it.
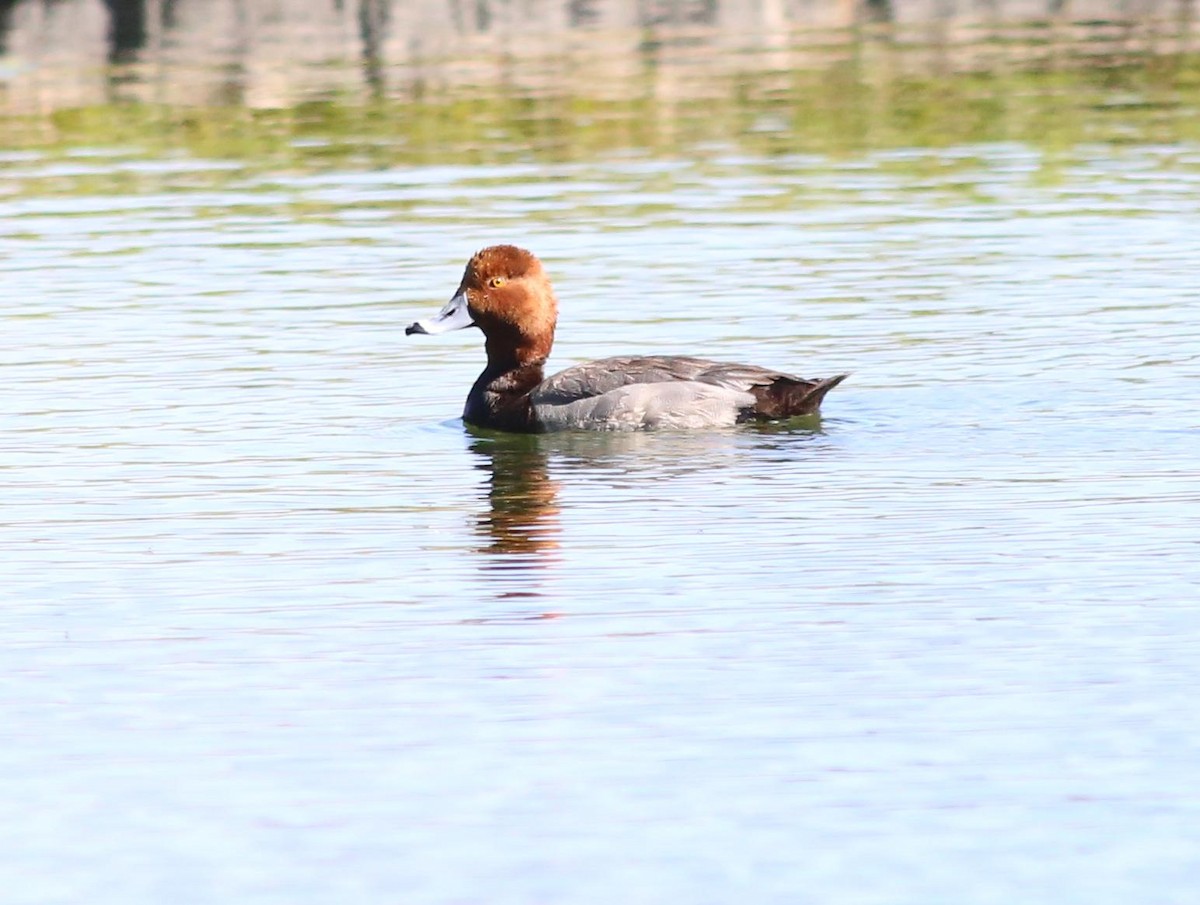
[747,373,849,420]
[794,373,849,416]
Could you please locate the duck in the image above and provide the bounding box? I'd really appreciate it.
[406,245,848,432]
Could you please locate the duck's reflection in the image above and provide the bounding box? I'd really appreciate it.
[468,431,562,576]
[466,423,832,599]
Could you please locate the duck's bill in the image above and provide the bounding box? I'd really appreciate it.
[406,291,475,335]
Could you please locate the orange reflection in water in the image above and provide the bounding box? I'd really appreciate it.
[469,434,562,583]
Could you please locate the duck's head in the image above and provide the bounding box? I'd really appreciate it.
[407,245,557,368]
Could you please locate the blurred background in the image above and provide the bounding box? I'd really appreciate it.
[3,0,1198,148]
[3,2,1199,904]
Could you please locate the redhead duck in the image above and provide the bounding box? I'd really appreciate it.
[407,245,848,432]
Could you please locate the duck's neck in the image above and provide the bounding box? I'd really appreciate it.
[463,335,551,431]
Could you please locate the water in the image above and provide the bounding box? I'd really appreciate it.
[3,26,1200,905]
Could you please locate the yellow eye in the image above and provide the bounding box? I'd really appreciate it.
[488,276,506,288]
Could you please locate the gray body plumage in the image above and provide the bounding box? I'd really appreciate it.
[529,355,789,431]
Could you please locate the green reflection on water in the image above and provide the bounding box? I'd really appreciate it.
[3,36,1200,196]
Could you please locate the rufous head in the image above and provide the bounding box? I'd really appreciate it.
[406,245,558,367]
